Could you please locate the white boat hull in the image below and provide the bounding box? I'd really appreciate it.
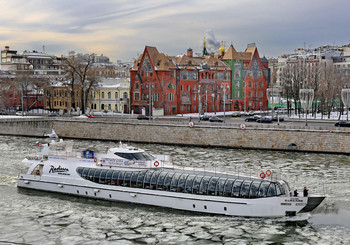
[17,173,308,218]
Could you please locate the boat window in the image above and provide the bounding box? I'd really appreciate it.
[82,168,89,179]
[249,181,262,198]
[93,169,102,183]
[99,170,108,184]
[177,174,189,193]
[117,171,125,186]
[87,168,95,181]
[76,167,84,176]
[276,183,283,196]
[184,175,196,193]
[267,183,277,197]
[136,171,147,188]
[199,176,211,195]
[123,172,132,187]
[143,170,154,189]
[232,180,243,197]
[170,172,182,191]
[150,171,162,190]
[106,170,113,185]
[111,171,119,185]
[130,172,140,188]
[156,171,169,190]
[114,152,155,161]
[223,179,235,197]
[216,178,227,196]
[258,181,270,197]
[192,175,204,194]
[240,180,252,198]
[207,177,219,195]
[163,172,175,191]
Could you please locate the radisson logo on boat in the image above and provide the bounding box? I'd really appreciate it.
[49,165,70,175]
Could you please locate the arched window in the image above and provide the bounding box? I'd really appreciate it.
[101,104,105,110]
[115,92,118,99]
[108,92,111,99]
[101,92,105,98]
[123,92,128,99]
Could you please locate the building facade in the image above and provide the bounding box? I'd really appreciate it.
[223,43,269,111]
[130,46,232,116]
[89,78,130,113]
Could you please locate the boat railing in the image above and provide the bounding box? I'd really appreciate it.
[171,163,280,182]
[48,150,80,158]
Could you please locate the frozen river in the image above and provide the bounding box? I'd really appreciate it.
[0,135,349,244]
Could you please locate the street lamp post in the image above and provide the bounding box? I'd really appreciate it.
[198,85,201,121]
[221,84,229,123]
[299,88,314,126]
[341,89,350,121]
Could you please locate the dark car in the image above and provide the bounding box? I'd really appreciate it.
[137,114,150,120]
[335,121,350,127]
[245,115,260,122]
[209,116,223,122]
[0,111,8,115]
[257,116,273,123]
[200,115,211,121]
[272,116,284,122]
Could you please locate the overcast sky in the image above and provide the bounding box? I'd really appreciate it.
[0,0,349,62]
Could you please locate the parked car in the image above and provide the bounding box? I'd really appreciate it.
[335,121,350,127]
[231,112,242,117]
[244,111,255,116]
[245,115,260,122]
[0,111,8,115]
[86,115,95,118]
[137,114,151,120]
[209,116,223,122]
[272,116,284,122]
[16,111,26,116]
[257,116,273,123]
[200,115,211,121]
[48,112,58,117]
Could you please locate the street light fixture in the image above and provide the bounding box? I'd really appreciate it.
[299,88,314,126]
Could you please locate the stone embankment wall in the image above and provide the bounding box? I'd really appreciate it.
[0,118,53,137]
[1,118,349,154]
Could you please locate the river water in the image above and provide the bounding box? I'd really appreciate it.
[0,135,349,245]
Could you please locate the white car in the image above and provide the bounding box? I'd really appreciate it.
[16,111,26,116]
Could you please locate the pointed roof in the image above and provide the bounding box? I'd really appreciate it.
[223,44,252,61]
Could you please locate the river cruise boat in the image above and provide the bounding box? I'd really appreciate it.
[17,140,325,218]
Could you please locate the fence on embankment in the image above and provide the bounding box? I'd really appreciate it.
[0,117,349,154]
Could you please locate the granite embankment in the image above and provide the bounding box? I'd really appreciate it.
[0,117,349,154]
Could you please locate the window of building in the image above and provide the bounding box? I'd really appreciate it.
[248,91,252,98]
[171,70,175,78]
[115,92,118,99]
[260,82,263,88]
[102,92,105,98]
[259,91,263,97]
[108,92,111,99]
[168,93,174,101]
[135,83,139,90]
[235,91,240,99]
[134,93,140,101]
[108,104,111,110]
[101,104,105,110]
[181,85,183,91]
[182,69,188,80]
[153,93,159,101]
[123,92,128,100]
[249,82,252,88]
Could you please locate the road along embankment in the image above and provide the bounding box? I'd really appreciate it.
[1,117,349,154]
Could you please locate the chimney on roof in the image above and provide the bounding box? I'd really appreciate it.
[187,48,193,57]
[5,46,9,51]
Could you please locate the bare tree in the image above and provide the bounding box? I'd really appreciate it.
[65,53,99,114]
[13,70,34,111]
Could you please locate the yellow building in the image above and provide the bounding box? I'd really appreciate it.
[44,81,81,111]
[90,78,130,113]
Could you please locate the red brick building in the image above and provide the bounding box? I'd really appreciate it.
[130,46,232,115]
